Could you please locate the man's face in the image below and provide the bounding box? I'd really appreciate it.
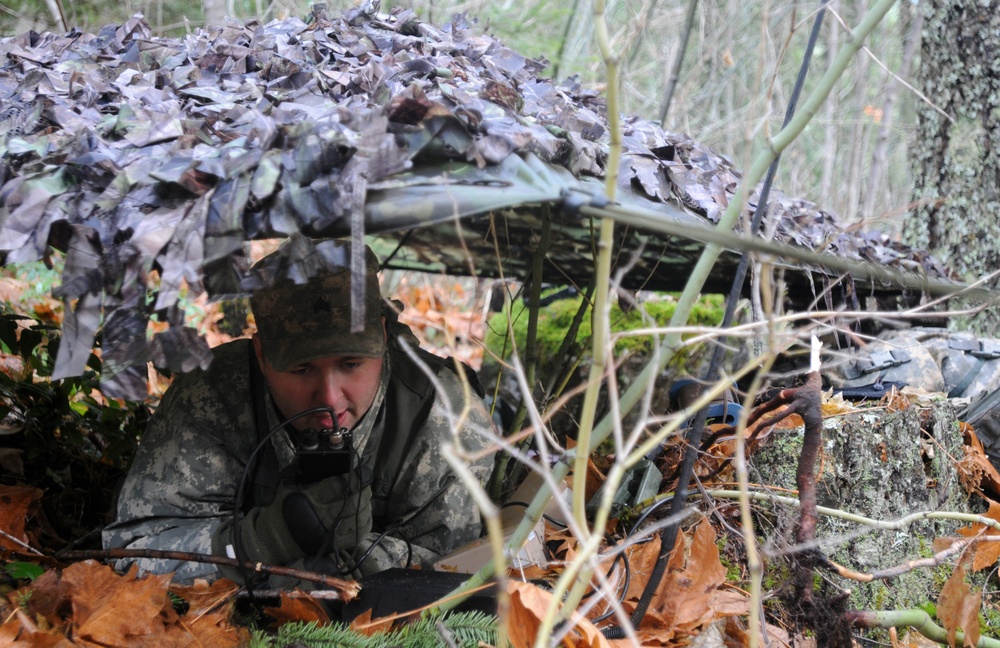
[253,334,385,432]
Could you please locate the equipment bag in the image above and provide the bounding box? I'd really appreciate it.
[830,328,1000,400]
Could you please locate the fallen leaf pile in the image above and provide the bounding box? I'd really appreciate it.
[391,275,485,367]
[0,561,247,647]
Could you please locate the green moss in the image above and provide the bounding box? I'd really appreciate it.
[716,536,743,582]
[981,606,1000,636]
[931,564,952,592]
[484,293,725,367]
[761,559,791,593]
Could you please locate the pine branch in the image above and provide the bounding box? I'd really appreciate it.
[257,611,498,648]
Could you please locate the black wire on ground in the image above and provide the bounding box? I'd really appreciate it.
[601,1,829,638]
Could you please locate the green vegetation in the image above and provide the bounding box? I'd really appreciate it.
[484,292,726,368]
[250,611,498,648]
[0,306,151,542]
[3,561,45,581]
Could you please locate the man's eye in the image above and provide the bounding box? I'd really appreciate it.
[288,367,310,375]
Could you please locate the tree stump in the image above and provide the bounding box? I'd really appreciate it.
[750,399,974,610]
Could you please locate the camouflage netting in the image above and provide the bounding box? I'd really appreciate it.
[0,1,959,398]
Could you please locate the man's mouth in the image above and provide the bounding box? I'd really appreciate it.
[312,412,336,429]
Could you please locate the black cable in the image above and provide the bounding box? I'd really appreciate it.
[349,524,401,574]
[350,476,456,573]
[601,2,829,638]
[232,406,340,601]
[591,548,631,624]
[627,494,675,538]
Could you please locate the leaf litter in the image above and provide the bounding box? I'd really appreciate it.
[3,385,1000,645]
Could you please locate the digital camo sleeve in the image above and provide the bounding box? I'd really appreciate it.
[102,363,255,583]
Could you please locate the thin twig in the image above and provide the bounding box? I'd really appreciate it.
[827,536,977,583]
[57,548,360,598]
[1,530,44,556]
[705,489,1000,536]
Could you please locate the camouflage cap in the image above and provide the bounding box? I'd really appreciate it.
[250,241,385,371]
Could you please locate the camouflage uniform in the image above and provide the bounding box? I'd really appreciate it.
[102,318,495,584]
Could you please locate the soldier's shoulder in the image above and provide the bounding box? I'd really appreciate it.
[157,339,254,416]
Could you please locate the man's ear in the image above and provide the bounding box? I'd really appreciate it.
[252,333,267,370]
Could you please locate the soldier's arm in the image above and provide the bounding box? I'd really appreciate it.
[102,372,249,583]
[355,367,495,575]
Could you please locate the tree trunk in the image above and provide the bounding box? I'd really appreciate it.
[862,2,921,223]
[819,16,840,211]
[843,0,872,223]
[202,0,227,28]
[903,0,1000,332]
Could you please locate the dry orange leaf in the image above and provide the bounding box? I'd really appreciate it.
[709,589,750,617]
[937,562,981,648]
[609,519,735,646]
[169,577,240,616]
[349,608,394,636]
[957,422,1000,497]
[648,519,727,629]
[3,608,75,647]
[820,395,857,417]
[0,484,43,551]
[3,560,247,648]
[506,581,611,648]
[769,407,803,430]
[183,611,248,647]
[956,499,1000,572]
[263,590,331,626]
[12,569,71,631]
[584,458,606,503]
[62,561,174,647]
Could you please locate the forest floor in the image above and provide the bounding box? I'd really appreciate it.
[1,268,999,647]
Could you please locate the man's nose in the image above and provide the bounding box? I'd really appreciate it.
[315,370,345,407]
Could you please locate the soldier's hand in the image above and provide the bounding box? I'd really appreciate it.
[214,469,373,569]
[280,469,373,556]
